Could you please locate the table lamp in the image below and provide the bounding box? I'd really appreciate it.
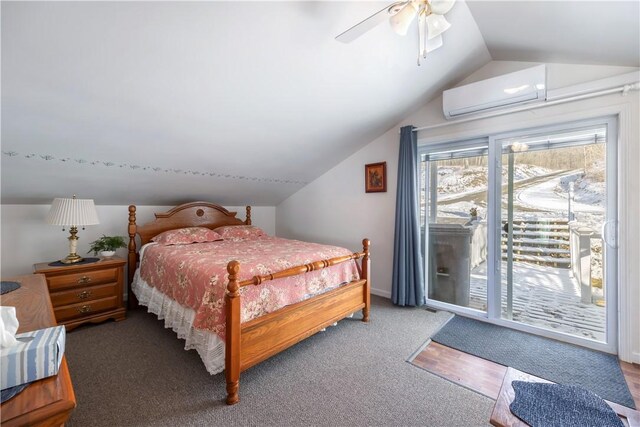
[46,195,100,264]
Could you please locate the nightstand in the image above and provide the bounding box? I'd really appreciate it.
[34,257,126,331]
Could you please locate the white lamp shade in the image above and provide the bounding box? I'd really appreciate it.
[426,34,443,52]
[47,198,100,226]
[426,13,451,40]
[429,0,455,16]
[389,2,418,36]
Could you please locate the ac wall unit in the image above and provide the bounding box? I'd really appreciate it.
[443,65,547,119]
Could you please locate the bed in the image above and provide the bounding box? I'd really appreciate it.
[127,202,370,405]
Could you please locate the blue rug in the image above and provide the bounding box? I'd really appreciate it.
[510,381,623,427]
[431,316,635,408]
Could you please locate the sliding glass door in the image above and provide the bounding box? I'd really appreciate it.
[421,117,618,352]
[496,120,617,349]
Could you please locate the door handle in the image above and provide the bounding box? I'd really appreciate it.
[601,220,619,249]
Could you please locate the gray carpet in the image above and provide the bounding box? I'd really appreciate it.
[64,297,493,426]
[431,315,635,408]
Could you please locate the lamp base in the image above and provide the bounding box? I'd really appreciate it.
[61,226,83,264]
[60,254,84,264]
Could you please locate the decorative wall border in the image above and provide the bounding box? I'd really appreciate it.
[2,150,308,185]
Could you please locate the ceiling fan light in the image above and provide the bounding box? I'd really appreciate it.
[426,34,443,52]
[428,0,456,16]
[426,13,451,40]
[389,2,418,36]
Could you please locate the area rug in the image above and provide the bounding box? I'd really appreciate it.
[429,315,635,408]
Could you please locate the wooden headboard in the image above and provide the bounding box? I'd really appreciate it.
[129,202,251,246]
[127,202,251,305]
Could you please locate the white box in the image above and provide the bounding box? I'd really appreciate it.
[1,325,65,390]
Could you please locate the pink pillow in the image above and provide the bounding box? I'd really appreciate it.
[214,225,267,241]
[151,227,223,245]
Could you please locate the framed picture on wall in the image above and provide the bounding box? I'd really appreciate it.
[365,162,387,193]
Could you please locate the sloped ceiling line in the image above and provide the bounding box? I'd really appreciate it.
[1,150,308,185]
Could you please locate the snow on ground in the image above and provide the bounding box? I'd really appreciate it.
[437,166,486,195]
[435,164,550,196]
[517,172,604,214]
[555,172,605,207]
[506,164,551,181]
[467,261,606,341]
[438,200,487,221]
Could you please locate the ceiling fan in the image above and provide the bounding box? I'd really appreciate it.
[336,0,456,66]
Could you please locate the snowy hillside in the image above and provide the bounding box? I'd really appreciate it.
[435,164,550,195]
[555,161,605,207]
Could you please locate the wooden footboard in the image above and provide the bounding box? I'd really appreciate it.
[225,239,371,405]
[126,202,370,405]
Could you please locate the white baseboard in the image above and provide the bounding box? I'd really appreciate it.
[370,287,391,299]
[631,351,640,364]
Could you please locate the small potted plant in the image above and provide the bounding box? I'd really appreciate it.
[88,235,127,258]
[469,207,478,221]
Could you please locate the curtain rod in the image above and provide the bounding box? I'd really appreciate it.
[409,81,640,134]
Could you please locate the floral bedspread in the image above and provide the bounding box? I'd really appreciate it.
[139,236,360,339]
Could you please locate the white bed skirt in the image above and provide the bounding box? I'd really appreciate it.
[132,268,348,376]
[132,269,226,375]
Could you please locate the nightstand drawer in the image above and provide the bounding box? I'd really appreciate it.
[54,296,119,322]
[47,267,119,291]
[50,283,119,307]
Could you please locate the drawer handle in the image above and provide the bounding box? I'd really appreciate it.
[78,276,92,284]
[77,290,92,300]
[77,305,92,314]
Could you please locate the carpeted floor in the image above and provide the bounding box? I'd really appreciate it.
[431,315,635,408]
[64,296,493,426]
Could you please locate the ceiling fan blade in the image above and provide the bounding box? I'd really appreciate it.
[335,2,408,44]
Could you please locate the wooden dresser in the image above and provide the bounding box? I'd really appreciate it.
[1,274,76,426]
[34,257,127,331]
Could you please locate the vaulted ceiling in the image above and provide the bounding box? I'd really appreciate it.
[467,1,640,66]
[2,1,638,205]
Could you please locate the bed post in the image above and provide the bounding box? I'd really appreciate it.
[362,238,371,323]
[245,206,251,225]
[128,205,139,309]
[225,260,241,405]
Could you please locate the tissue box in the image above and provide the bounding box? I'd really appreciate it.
[1,325,65,390]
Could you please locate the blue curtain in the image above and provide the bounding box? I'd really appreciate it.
[392,125,425,306]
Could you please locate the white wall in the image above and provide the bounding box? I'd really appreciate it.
[275,103,437,300]
[276,61,640,362]
[276,120,401,299]
[0,204,275,278]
